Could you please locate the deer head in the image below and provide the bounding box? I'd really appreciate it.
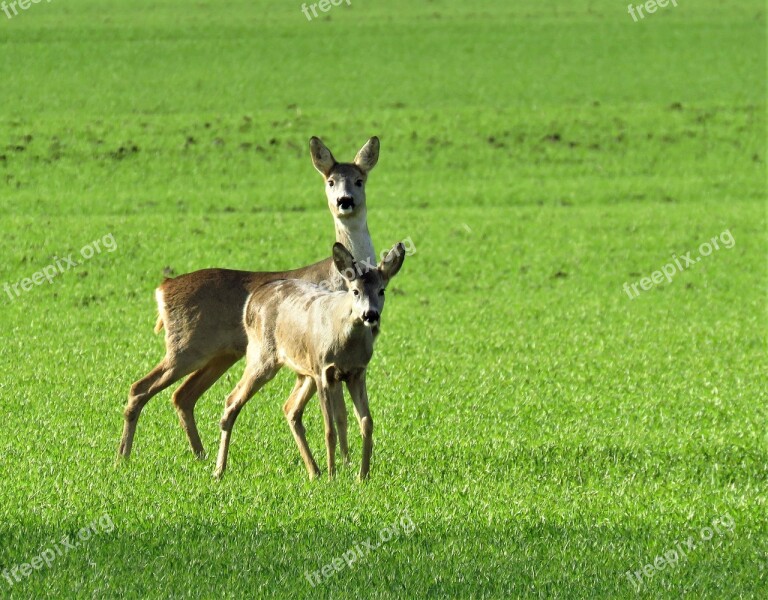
[332,241,405,329]
[310,136,380,220]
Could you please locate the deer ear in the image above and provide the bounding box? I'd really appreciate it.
[332,243,357,281]
[354,137,379,173]
[379,242,405,281]
[310,137,337,177]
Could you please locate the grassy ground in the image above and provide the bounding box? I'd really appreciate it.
[0,0,766,598]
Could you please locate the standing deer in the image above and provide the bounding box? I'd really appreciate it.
[214,241,406,480]
[118,136,381,461]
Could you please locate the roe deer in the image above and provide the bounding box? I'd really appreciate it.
[119,137,381,460]
[213,241,406,480]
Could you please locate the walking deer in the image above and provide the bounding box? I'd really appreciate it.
[214,241,406,480]
[118,137,381,460]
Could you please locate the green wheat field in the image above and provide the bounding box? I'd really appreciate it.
[0,0,766,597]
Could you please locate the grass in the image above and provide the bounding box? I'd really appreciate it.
[0,0,766,597]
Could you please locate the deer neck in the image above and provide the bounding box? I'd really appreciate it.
[334,212,376,265]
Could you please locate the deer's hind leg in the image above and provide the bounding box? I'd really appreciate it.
[119,354,199,460]
[172,354,240,458]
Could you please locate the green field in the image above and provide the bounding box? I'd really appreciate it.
[1,0,766,597]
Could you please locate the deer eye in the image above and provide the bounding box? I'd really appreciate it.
[355,180,363,187]
[379,289,385,296]
[327,179,334,187]
[353,289,360,297]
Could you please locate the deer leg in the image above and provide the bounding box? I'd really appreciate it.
[172,354,240,459]
[119,357,195,460]
[214,361,277,478]
[336,385,350,465]
[282,376,320,479]
[347,371,373,480]
[317,378,341,480]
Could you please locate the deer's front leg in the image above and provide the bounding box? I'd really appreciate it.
[317,376,340,479]
[283,376,320,479]
[347,370,373,480]
[335,387,350,465]
[214,360,276,479]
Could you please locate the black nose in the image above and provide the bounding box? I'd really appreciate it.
[337,197,355,210]
[363,310,379,323]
